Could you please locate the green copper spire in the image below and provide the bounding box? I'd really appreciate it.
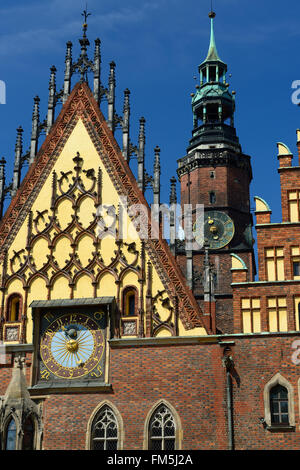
[188,11,239,151]
[203,11,224,64]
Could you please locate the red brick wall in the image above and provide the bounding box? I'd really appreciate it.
[232,282,300,333]
[2,336,300,450]
[256,224,300,282]
[230,335,300,450]
[279,167,300,222]
[39,343,228,450]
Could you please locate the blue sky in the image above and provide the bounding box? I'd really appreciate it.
[1,0,300,228]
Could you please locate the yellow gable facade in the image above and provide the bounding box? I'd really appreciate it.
[0,84,206,346]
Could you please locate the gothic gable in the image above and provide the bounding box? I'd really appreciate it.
[0,83,207,341]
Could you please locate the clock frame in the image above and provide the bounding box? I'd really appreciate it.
[30,299,114,392]
[194,210,235,250]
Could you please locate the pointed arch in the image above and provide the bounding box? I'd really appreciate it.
[119,266,140,284]
[4,416,17,450]
[143,400,182,450]
[263,373,295,426]
[86,400,124,450]
[49,271,71,289]
[2,409,22,450]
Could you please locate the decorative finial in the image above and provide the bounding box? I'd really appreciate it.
[209,0,215,18]
[82,3,91,37]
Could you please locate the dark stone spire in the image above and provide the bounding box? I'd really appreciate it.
[11,126,23,196]
[29,96,40,165]
[169,176,177,254]
[47,65,56,134]
[93,38,101,104]
[107,62,116,132]
[137,117,145,192]
[153,146,161,207]
[169,176,177,205]
[0,157,6,218]
[122,88,130,161]
[203,245,215,302]
[63,41,73,104]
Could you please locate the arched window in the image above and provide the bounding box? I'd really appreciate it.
[270,384,289,425]
[6,294,22,322]
[148,405,176,450]
[22,417,35,450]
[5,418,17,450]
[122,287,137,316]
[91,406,119,450]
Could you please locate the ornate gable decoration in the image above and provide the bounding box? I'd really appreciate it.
[0,83,206,332]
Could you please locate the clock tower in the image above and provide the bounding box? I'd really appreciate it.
[176,11,256,333]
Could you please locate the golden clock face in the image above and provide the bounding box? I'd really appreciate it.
[194,211,235,250]
[40,312,105,380]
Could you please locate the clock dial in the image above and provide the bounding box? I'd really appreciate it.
[193,211,234,250]
[39,311,105,381]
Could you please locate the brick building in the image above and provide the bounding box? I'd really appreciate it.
[0,10,300,450]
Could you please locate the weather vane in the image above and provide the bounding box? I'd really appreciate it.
[82,3,91,26]
[81,3,91,38]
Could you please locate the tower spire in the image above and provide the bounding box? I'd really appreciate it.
[204,11,222,63]
[187,11,239,152]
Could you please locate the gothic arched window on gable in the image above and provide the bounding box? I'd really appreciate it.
[270,384,289,425]
[122,287,137,317]
[121,286,138,336]
[5,418,17,451]
[148,405,176,451]
[6,294,22,322]
[91,406,119,450]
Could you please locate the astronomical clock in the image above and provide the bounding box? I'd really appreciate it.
[193,211,235,250]
[31,302,113,391]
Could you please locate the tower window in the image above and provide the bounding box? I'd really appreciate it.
[209,65,216,82]
[270,385,289,425]
[122,287,137,316]
[210,171,215,179]
[6,294,22,322]
[209,192,216,204]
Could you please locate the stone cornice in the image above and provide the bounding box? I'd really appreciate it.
[177,149,252,179]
